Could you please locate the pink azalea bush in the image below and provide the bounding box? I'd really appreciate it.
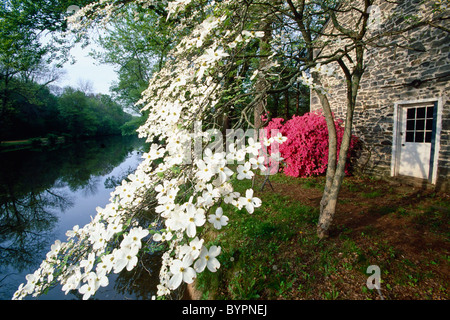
[264,111,358,178]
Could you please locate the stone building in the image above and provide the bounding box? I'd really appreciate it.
[310,0,449,191]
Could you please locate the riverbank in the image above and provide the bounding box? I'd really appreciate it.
[0,134,139,153]
[191,174,449,300]
[0,139,34,151]
[0,136,69,152]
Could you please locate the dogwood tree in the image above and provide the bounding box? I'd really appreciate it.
[13,0,448,300]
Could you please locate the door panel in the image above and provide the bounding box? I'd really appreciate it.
[398,104,434,180]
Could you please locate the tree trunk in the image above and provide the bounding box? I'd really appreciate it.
[254,22,272,130]
[284,0,370,239]
[316,59,364,239]
[317,98,355,239]
[284,90,289,119]
[312,73,337,213]
[316,92,338,239]
[272,92,279,118]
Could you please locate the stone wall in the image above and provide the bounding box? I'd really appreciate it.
[310,0,449,190]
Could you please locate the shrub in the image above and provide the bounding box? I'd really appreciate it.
[45,133,59,145]
[264,111,358,177]
[30,137,43,147]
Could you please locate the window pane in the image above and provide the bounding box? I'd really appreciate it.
[407,108,416,120]
[416,107,426,119]
[427,106,434,119]
[416,119,425,131]
[415,131,424,143]
[406,131,414,142]
[426,118,433,130]
[425,131,432,143]
[407,120,415,131]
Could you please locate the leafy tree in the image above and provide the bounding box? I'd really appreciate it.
[92,4,176,113]
[119,115,145,136]
[57,87,132,138]
[92,94,133,135]
[0,4,45,136]
[0,0,96,140]
[57,87,93,137]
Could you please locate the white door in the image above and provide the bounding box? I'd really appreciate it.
[398,103,435,180]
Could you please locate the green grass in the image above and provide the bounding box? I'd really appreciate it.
[195,176,357,300]
[361,189,384,199]
[193,174,450,300]
[195,177,320,299]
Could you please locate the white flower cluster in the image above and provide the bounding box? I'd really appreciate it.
[298,63,338,94]
[65,0,162,32]
[13,0,288,300]
[167,0,192,19]
[150,136,289,295]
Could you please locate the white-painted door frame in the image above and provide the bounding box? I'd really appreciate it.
[391,97,443,184]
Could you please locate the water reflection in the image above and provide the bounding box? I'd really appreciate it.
[0,136,160,300]
[0,188,70,272]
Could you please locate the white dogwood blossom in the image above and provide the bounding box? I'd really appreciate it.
[236,162,254,180]
[168,255,196,290]
[208,207,229,230]
[238,189,262,214]
[12,0,287,300]
[194,246,221,273]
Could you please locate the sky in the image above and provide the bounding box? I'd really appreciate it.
[39,5,119,95]
[56,41,118,95]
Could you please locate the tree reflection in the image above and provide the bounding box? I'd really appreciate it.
[0,187,73,272]
[113,251,162,300]
[0,136,146,299]
[104,166,139,190]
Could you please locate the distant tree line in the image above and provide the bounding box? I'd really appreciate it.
[0,76,136,141]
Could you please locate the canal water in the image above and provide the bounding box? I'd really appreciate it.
[0,135,161,300]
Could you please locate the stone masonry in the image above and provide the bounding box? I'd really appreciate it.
[310,0,449,191]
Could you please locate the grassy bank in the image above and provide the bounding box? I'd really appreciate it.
[0,136,65,152]
[0,139,33,151]
[193,174,449,300]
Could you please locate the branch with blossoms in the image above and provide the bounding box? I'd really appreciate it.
[13,0,288,300]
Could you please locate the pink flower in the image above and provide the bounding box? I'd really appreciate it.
[264,111,358,178]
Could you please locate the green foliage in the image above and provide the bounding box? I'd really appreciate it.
[195,173,450,300]
[120,115,146,136]
[195,176,320,299]
[56,87,132,138]
[0,76,132,140]
[93,5,176,113]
